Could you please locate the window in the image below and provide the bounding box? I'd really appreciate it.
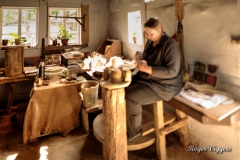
[48,8,81,45]
[1,7,38,45]
[128,11,143,45]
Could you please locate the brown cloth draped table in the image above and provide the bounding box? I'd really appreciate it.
[23,81,84,144]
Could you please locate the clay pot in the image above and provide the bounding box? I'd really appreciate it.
[103,67,109,81]
[109,68,122,83]
[61,39,68,45]
[133,37,137,44]
[2,39,8,45]
[15,39,21,45]
[122,69,131,82]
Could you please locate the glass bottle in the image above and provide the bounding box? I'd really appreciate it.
[38,61,45,80]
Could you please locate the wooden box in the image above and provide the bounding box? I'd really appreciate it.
[5,47,24,77]
[96,39,122,61]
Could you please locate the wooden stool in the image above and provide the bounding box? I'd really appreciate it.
[93,100,190,160]
[139,100,190,160]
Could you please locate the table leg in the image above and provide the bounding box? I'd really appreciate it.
[102,87,128,160]
[6,83,15,115]
[176,109,190,146]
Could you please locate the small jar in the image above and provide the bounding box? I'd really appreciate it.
[109,68,122,83]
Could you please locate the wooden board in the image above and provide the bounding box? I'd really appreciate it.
[81,4,89,44]
[96,39,122,61]
[173,95,240,121]
[142,112,177,136]
[0,74,35,84]
[33,80,87,92]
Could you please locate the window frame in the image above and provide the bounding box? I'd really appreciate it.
[0,6,39,45]
[48,7,81,45]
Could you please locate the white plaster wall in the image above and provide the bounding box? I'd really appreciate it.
[109,0,240,159]
[109,0,143,60]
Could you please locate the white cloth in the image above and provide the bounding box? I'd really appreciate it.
[179,89,234,109]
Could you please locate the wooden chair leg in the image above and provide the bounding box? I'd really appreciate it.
[153,101,167,160]
[176,109,190,146]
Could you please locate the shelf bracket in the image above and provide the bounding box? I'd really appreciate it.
[49,15,86,32]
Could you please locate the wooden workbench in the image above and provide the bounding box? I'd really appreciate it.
[165,95,240,126]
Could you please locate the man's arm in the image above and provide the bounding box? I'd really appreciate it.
[151,42,181,79]
[139,42,181,79]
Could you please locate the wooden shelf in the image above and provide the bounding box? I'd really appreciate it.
[44,44,88,51]
[42,44,88,55]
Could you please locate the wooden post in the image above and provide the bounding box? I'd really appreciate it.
[6,83,15,115]
[153,101,167,160]
[101,87,128,160]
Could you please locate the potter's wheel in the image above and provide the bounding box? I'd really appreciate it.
[93,113,156,150]
[99,79,131,90]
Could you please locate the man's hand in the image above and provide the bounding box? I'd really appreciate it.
[138,60,152,75]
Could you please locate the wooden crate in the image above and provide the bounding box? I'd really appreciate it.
[5,47,24,77]
[96,39,122,61]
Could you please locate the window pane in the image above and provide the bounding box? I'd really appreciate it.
[2,9,19,40]
[68,33,78,43]
[66,10,77,21]
[50,22,63,39]
[50,10,63,21]
[3,9,18,22]
[22,9,36,21]
[21,9,37,44]
[21,22,36,33]
[66,22,77,32]
[49,8,80,44]
[21,33,36,43]
[2,25,18,35]
[128,11,143,45]
[2,8,38,44]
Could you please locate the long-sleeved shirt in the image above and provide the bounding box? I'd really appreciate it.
[138,32,183,101]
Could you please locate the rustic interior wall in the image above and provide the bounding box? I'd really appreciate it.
[109,0,240,159]
[0,0,109,105]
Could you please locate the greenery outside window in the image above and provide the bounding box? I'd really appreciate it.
[1,7,38,45]
[48,7,81,45]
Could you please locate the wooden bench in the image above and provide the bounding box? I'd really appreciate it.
[166,95,240,126]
